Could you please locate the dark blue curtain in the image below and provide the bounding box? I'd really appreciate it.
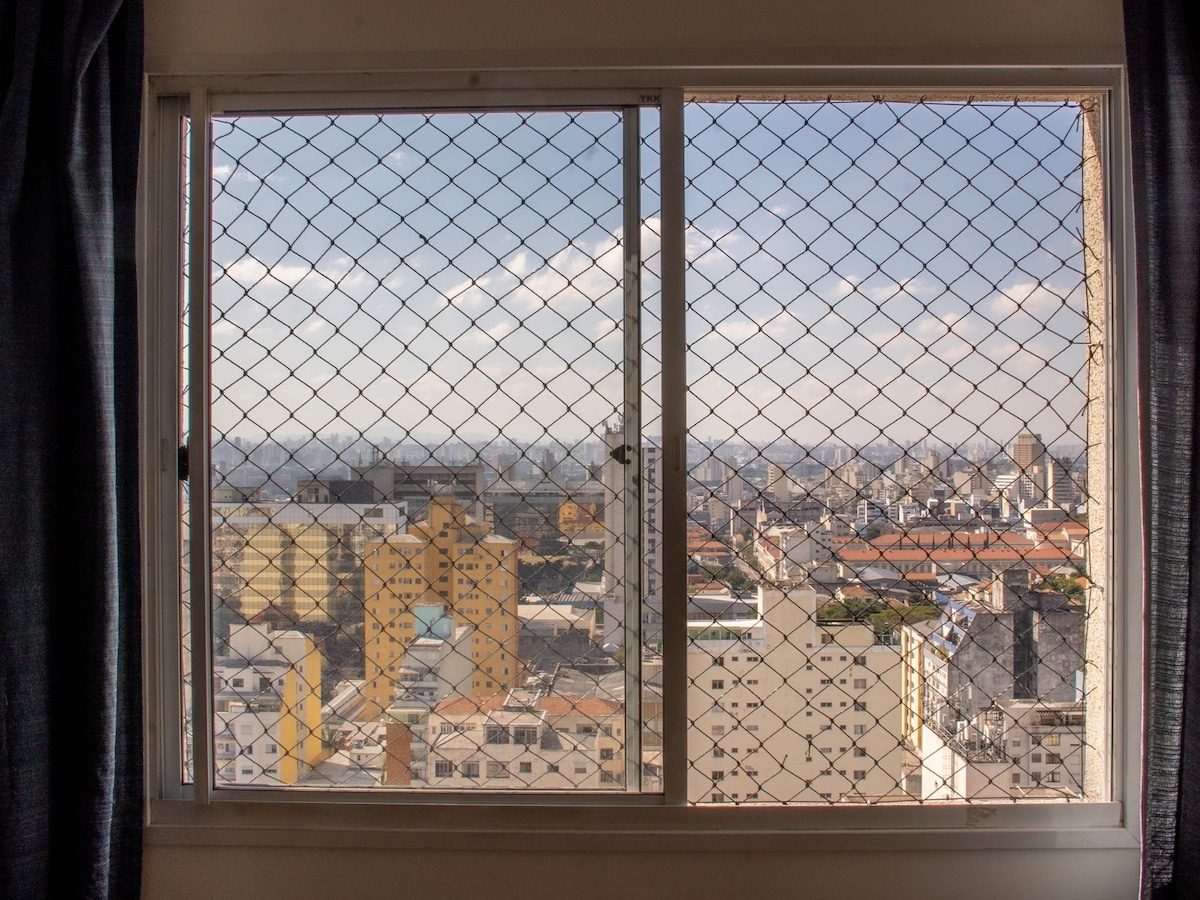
[1125,0,1200,898]
[0,0,143,896]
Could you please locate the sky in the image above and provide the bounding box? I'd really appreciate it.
[203,100,1090,454]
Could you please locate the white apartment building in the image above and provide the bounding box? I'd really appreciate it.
[688,583,905,804]
[421,691,625,790]
[601,422,662,645]
[213,624,326,785]
[916,699,1085,801]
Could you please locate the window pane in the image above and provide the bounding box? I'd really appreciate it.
[684,99,1100,804]
[204,110,659,791]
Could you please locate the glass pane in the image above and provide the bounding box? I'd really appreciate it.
[205,110,659,791]
[684,99,1099,804]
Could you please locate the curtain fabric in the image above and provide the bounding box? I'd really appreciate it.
[1125,1,1200,898]
[0,0,143,897]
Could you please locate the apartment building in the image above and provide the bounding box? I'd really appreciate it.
[421,691,624,789]
[899,579,1086,797]
[361,495,520,719]
[217,501,407,622]
[600,421,663,644]
[689,583,906,804]
[914,699,1085,801]
[213,624,326,785]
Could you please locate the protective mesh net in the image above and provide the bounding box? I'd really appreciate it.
[183,99,1099,801]
[683,100,1095,804]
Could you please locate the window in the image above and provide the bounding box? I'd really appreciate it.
[512,726,539,747]
[485,726,510,746]
[157,84,1113,840]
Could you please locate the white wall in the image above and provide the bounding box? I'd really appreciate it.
[141,1,1136,896]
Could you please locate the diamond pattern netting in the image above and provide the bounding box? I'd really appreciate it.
[683,99,1096,804]
[191,99,1099,801]
[203,109,663,790]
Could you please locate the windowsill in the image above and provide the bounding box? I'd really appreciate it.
[146,797,1134,851]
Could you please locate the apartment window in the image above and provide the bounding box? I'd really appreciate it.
[485,726,510,746]
[461,761,480,778]
[487,761,508,779]
[161,88,1118,822]
[512,726,539,747]
[435,761,454,778]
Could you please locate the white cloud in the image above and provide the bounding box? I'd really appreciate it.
[862,276,938,304]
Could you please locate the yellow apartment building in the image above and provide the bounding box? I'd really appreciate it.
[362,496,520,720]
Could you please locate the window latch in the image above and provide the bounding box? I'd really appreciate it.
[610,444,632,465]
[178,444,189,482]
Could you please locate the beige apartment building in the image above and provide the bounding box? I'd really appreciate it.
[689,583,906,804]
[218,501,408,622]
[361,496,520,719]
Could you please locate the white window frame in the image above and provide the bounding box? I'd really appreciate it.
[139,65,1141,852]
